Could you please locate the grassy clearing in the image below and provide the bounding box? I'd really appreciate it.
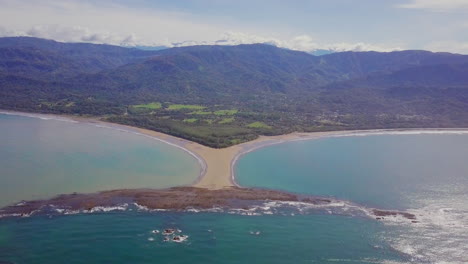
[132,102,162,109]
[230,139,242,145]
[190,110,212,115]
[183,118,198,123]
[219,117,235,124]
[214,109,238,115]
[247,121,271,129]
[168,104,206,110]
[106,116,260,148]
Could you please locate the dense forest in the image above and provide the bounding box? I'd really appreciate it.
[1,37,468,147]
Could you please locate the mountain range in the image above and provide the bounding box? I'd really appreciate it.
[1,37,467,147]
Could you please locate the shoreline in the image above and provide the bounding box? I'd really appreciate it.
[229,128,468,188]
[2,110,468,190]
[0,186,417,223]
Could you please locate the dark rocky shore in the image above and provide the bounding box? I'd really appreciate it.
[0,187,309,214]
[0,187,416,221]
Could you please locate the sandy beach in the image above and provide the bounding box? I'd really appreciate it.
[135,128,375,189]
[121,126,468,190]
[2,110,468,190]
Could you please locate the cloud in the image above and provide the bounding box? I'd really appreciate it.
[17,25,140,46]
[171,32,402,53]
[0,17,402,53]
[0,0,226,46]
[0,0,405,53]
[0,24,145,46]
[397,0,468,12]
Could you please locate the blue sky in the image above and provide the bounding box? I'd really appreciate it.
[1,0,468,53]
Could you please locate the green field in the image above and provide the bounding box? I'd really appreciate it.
[183,118,198,123]
[190,110,212,115]
[219,117,235,124]
[107,116,259,148]
[168,104,206,110]
[247,121,272,129]
[132,102,162,109]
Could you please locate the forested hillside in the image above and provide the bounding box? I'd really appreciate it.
[2,37,468,147]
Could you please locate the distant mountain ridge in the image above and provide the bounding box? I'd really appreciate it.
[1,37,468,147]
[0,37,160,79]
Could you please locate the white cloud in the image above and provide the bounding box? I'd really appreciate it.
[171,32,402,53]
[0,0,403,53]
[398,0,468,12]
[0,25,402,54]
[0,0,226,46]
[16,25,140,46]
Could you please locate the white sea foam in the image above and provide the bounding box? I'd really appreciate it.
[0,111,79,123]
[86,204,129,213]
[327,130,468,143]
[0,213,22,218]
[325,258,396,263]
[133,203,149,211]
[379,190,468,264]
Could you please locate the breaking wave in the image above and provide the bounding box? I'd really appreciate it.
[380,187,468,264]
[2,194,466,263]
[0,198,415,223]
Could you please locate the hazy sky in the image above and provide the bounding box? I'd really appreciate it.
[1,0,468,53]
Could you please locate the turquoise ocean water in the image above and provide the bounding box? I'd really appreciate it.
[1,114,468,263]
[0,113,200,207]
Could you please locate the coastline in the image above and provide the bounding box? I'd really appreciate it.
[0,186,417,223]
[2,110,468,190]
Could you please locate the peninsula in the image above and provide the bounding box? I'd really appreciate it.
[2,111,466,223]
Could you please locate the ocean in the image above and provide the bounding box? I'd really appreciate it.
[1,114,467,263]
[0,113,200,207]
[236,134,468,263]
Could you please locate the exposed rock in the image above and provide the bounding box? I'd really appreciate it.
[373,209,416,220]
[0,187,310,215]
[0,187,418,222]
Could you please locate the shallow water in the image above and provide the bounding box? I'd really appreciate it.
[0,114,200,207]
